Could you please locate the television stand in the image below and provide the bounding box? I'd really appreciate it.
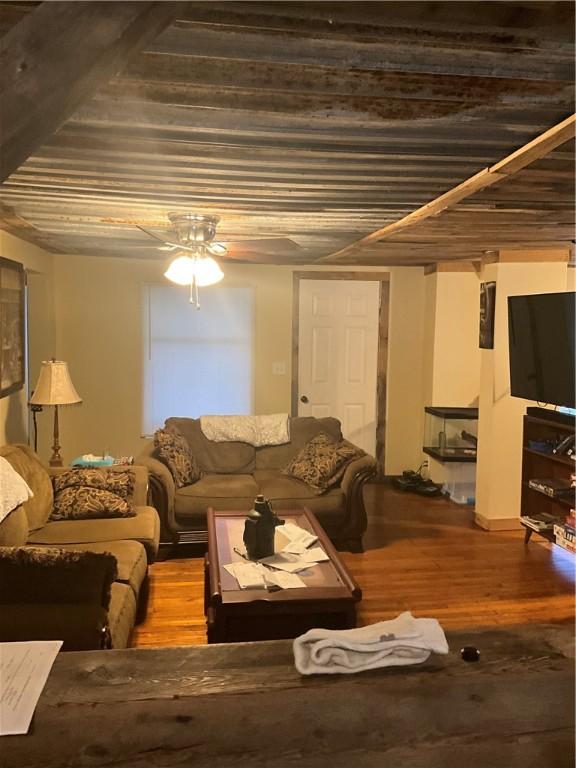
[520,408,575,551]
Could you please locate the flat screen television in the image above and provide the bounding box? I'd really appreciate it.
[508,291,575,408]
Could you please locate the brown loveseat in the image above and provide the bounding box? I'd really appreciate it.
[0,444,160,650]
[136,416,376,551]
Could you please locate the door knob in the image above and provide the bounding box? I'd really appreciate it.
[300,395,309,403]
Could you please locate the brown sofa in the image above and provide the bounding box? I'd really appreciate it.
[136,416,376,551]
[0,444,160,650]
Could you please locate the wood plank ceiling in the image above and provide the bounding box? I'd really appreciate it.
[0,1,574,265]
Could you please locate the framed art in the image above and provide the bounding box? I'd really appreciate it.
[0,257,25,398]
[479,281,496,349]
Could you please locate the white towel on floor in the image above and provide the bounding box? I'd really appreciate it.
[293,612,449,675]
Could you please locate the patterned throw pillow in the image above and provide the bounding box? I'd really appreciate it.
[51,487,135,520]
[282,432,365,495]
[154,427,202,488]
[51,469,136,520]
[53,468,134,499]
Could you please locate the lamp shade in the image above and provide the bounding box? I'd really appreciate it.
[29,360,82,406]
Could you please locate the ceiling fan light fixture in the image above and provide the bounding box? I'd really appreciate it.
[194,255,224,287]
[164,255,195,285]
[163,252,224,289]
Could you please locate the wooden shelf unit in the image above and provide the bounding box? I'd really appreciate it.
[521,409,575,546]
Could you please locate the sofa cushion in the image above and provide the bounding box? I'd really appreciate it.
[0,546,117,608]
[253,470,346,528]
[47,541,148,600]
[255,417,342,470]
[155,427,202,488]
[174,473,259,525]
[166,417,256,474]
[0,444,53,532]
[282,433,365,494]
[51,487,135,521]
[26,506,160,562]
[0,505,29,547]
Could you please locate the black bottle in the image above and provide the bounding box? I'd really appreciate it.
[243,495,284,560]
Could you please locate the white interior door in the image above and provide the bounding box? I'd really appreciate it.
[298,279,380,454]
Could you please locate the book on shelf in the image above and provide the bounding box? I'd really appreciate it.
[554,523,575,542]
[554,529,576,554]
[528,478,574,498]
[522,516,555,532]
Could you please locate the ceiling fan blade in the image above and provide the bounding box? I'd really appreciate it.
[158,244,179,252]
[219,238,302,252]
[136,225,182,249]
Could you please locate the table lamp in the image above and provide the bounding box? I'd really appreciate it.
[29,359,82,466]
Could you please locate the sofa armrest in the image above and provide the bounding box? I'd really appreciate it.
[135,442,177,542]
[0,546,117,650]
[335,453,377,551]
[0,604,110,651]
[0,546,118,607]
[340,454,377,497]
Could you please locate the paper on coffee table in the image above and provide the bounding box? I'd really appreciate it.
[224,562,266,589]
[259,552,315,573]
[278,522,318,553]
[263,570,306,589]
[300,546,329,563]
[224,561,306,589]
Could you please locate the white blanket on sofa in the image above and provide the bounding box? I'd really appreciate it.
[0,456,34,524]
[200,414,290,447]
[293,612,449,675]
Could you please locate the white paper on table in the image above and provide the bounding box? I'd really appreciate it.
[259,553,314,573]
[282,537,318,555]
[277,522,304,541]
[0,640,63,736]
[264,570,306,589]
[300,546,329,563]
[277,523,318,547]
[224,562,266,589]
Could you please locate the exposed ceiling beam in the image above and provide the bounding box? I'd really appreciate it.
[0,1,178,182]
[319,113,576,262]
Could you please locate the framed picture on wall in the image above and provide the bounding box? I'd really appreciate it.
[479,281,496,349]
[0,257,25,398]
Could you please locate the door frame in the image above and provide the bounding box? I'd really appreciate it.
[292,271,390,474]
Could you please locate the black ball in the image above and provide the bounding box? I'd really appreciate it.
[460,646,480,662]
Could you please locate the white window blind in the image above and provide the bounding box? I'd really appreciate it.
[143,284,254,435]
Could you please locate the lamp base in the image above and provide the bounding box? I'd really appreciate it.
[49,404,64,467]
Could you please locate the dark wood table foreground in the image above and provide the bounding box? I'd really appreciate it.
[3,624,574,768]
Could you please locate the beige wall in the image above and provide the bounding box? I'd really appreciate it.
[0,231,55,446]
[385,267,426,474]
[52,257,297,460]
[474,253,571,529]
[422,268,482,482]
[45,256,426,471]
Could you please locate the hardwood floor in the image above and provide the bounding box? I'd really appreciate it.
[131,484,575,647]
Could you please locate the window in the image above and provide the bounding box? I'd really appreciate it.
[143,284,254,435]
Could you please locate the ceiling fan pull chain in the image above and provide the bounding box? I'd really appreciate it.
[189,272,200,309]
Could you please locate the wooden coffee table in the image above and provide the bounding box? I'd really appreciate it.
[204,507,362,643]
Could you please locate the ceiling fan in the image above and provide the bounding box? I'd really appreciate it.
[136,213,300,308]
